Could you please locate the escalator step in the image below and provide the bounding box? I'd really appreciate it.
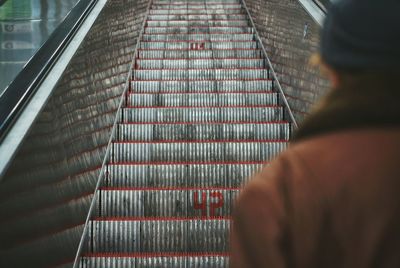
[96,189,239,217]
[120,106,284,123]
[139,41,258,49]
[131,80,272,93]
[142,33,254,41]
[88,218,230,253]
[136,58,264,69]
[116,122,289,142]
[137,49,262,59]
[151,3,241,8]
[106,163,263,187]
[144,26,253,34]
[127,92,277,107]
[133,69,268,80]
[147,14,247,20]
[149,9,243,15]
[111,141,287,163]
[80,254,229,268]
[146,20,249,27]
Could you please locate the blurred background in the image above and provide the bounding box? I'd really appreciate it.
[0,0,79,95]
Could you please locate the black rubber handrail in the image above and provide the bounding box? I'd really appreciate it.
[0,0,98,142]
[313,0,329,13]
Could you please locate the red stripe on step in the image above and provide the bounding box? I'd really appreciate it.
[150,8,242,10]
[113,139,288,144]
[140,40,252,43]
[147,18,246,21]
[152,3,241,4]
[152,1,239,4]
[136,57,262,60]
[118,121,288,125]
[143,32,250,35]
[132,78,272,82]
[133,67,265,71]
[148,13,245,16]
[128,90,275,95]
[152,1,239,3]
[138,48,257,50]
[93,216,232,221]
[99,187,241,191]
[108,161,267,165]
[82,252,231,258]
[145,26,247,28]
[146,19,247,22]
[123,104,280,108]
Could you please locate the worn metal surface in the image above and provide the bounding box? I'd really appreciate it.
[74,0,293,266]
[245,0,330,122]
[107,163,263,188]
[80,254,229,267]
[0,0,149,266]
[88,219,230,253]
[0,0,80,94]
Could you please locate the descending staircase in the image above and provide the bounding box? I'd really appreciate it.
[76,0,292,266]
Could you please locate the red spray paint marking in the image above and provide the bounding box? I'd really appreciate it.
[194,191,225,216]
[210,191,224,217]
[194,191,208,217]
[190,42,205,50]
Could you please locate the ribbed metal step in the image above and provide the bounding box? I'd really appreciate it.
[147,14,247,20]
[88,218,230,253]
[96,189,239,217]
[139,41,257,49]
[154,0,239,3]
[137,49,261,59]
[144,26,252,34]
[106,163,263,188]
[117,122,290,142]
[112,141,287,163]
[136,58,264,69]
[120,106,284,123]
[146,20,248,27]
[131,80,273,93]
[127,92,277,106]
[151,4,242,8]
[142,33,254,41]
[149,9,242,15]
[80,254,229,268]
[134,68,268,80]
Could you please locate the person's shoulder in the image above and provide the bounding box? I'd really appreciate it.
[238,147,308,206]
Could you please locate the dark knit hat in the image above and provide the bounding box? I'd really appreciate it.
[321,0,400,71]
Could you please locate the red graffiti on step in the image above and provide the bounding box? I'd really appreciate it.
[194,191,224,216]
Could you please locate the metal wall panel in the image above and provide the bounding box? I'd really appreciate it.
[0,0,149,266]
[245,0,330,122]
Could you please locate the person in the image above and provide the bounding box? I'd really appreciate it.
[230,0,400,267]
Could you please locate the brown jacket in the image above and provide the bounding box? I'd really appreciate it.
[231,79,400,268]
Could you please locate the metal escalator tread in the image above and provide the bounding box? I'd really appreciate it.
[79,0,291,266]
[80,253,229,267]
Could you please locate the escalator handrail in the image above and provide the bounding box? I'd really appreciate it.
[0,0,98,142]
[312,0,329,14]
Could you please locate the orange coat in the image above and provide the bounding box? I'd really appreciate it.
[231,82,400,267]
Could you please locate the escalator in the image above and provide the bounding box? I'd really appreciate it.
[76,0,293,266]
